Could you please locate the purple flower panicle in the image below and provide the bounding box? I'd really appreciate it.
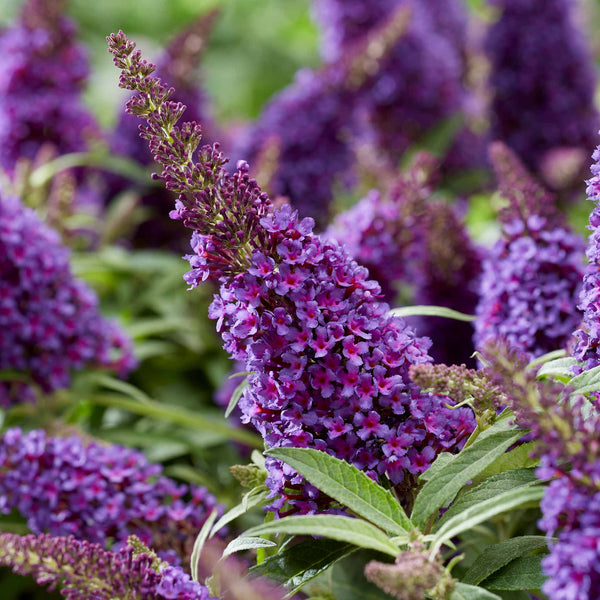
[108,31,476,512]
[485,343,600,600]
[485,0,599,185]
[0,428,222,564]
[0,193,136,406]
[0,0,99,173]
[474,143,584,358]
[572,142,600,370]
[234,4,411,228]
[0,532,213,600]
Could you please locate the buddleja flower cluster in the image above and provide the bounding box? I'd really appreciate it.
[312,0,468,163]
[108,31,475,512]
[326,156,482,365]
[572,142,600,370]
[485,343,600,600]
[235,4,410,228]
[474,143,584,358]
[0,428,223,564]
[0,532,213,600]
[0,0,99,173]
[0,193,135,406]
[485,0,599,186]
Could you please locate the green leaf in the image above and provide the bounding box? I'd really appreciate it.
[462,536,549,586]
[210,488,271,537]
[430,485,545,556]
[86,394,263,448]
[411,418,524,529]
[222,536,276,558]
[435,469,538,530]
[473,443,539,484]
[89,373,152,404]
[419,452,454,483]
[250,539,355,594]
[450,583,502,600]
[535,356,577,380]
[190,509,218,582]
[389,305,476,322]
[243,515,400,557]
[266,447,412,535]
[569,364,600,394]
[225,377,248,419]
[528,349,567,369]
[483,555,547,591]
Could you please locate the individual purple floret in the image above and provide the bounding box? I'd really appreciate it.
[485,343,600,600]
[0,0,99,174]
[572,142,600,370]
[474,143,584,358]
[108,31,476,513]
[0,428,223,564]
[0,193,136,406]
[484,0,599,187]
[0,532,214,600]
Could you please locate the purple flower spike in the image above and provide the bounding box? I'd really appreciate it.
[572,140,600,370]
[0,532,214,600]
[475,143,584,358]
[108,31,476,513]
[0,0,99,173]
[485,0,599,187]
[0,428,223,565]
[0,193,136,405]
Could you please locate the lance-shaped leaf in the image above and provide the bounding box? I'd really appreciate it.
[222,537,276,558]
[266,447,412,534]
[411,418,524,529]
[250,539,355,595]
[430,485,545,555]
[243,515,399,557]
[390,305,476,322]
[482,555,547,590]
[435,469,538,530]
[450,583,502,600]
[462,536,549,586]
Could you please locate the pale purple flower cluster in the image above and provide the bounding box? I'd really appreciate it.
[572,144,600,370]
[233,68,355,228]
[0,0,98,173]
[539,479,600,600]
[485,0,599,181]
[0,532,213,600]
[485,344,600,600]
[108,32,476,512]
[475,145,584,358]
[313,0,468,162]
[0,193,136,405]
[0,428,222,563]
